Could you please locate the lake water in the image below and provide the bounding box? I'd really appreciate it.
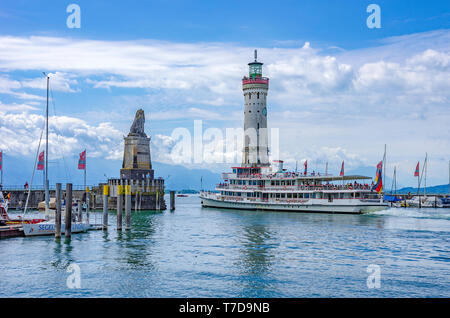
[1,195,449,297]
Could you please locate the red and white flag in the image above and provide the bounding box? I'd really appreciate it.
[304,160,307,175]
[414,162,420,177]
[340,161,344,176]
[78,150,86,170]
[37,151,44,171]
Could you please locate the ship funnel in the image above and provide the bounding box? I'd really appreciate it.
[272,160,284,173]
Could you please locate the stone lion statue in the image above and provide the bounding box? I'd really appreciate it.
[129,109,146,136]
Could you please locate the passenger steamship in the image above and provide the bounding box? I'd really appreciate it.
[200,51,388,214]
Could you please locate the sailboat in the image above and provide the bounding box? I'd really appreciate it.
[22,74,90,236]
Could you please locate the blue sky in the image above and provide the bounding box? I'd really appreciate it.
[1,0,449,46]
[0,1,449,187]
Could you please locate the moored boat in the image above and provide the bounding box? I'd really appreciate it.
[22,221,90,236]
[1,192,46,225]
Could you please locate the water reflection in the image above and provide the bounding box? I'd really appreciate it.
[50,236,74,270]
[115,211,159,270]
[235,221,275,295]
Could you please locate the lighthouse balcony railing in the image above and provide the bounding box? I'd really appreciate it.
[242,77,269,85]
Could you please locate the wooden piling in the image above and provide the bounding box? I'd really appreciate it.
[156,190,160,211]
[77,199,82,223]
[65,183,72,237]
[103,185,109,230]
[86,186,90,224]
[55,183,62,238]
[117,185,123,230]
[125,183,131,230]
[170,191,175,211]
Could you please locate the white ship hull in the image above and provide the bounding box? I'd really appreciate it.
[22,222,90,236]
[201,196,388,214]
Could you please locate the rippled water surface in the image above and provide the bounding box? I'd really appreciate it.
[1,195,449,297]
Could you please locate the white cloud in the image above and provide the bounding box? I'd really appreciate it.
[21,72,80,93]
[0,111,124,160]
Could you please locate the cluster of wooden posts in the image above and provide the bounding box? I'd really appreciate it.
[54,183,175,238]
[102,184,132,231]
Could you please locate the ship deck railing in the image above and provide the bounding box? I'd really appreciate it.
[216,184,374,191]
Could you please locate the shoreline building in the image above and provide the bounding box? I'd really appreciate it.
[200,51,388,213]
[107,109,166,210]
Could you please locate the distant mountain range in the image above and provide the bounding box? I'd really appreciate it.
[0,155,221,191]
[1,155,447,193]
[391,184,450,195]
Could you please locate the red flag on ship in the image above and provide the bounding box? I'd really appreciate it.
[78,150,86,170]
[37,151,44,170]
[340,161,344,176]
[414,162,420,177]
[304,160,307,175]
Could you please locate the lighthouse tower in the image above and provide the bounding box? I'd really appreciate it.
[242,50,270,167]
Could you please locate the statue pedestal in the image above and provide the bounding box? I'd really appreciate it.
[120,135,154,180]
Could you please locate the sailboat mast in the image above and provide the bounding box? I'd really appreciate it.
[45,74,49,210]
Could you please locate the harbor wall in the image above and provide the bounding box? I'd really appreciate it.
[3,185,166,211]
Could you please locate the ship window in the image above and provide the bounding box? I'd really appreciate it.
[287,193,292,198]
[257,92,260,99]
[304,193,309,199]
[281,193,285,198]
[249,93,251,99]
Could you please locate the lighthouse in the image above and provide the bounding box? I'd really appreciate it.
[242,50,270,167]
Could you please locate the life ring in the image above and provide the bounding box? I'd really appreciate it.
[283,186,286,190]
[243,186,247,190]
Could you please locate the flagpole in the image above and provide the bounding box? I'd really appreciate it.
[84,149,87,204]
[383,144,386,195]
[424,153,427,198]
[0,151,2,187]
